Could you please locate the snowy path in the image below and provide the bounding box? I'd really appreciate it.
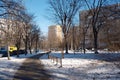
[13,53,51,80]
[0,52,50,80]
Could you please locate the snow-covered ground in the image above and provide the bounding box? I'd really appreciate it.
[0,50,120,80]
[0,52,44,80]
[40,51,120,80]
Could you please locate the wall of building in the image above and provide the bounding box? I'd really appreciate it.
[80,3,120,50]
[48,25,63,50]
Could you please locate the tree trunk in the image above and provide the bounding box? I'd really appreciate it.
[94,31,98,54]
[83,32,86,54]
[35,39,38,53]
[7,46,10,60]
[65,41,68,53]
[25,40,28,55]
[16,45,20,57]
[17,48,20,57]
[72,27,75,54]
[16,42,21,57]
[29,46,32,54]
[64,35,68,53]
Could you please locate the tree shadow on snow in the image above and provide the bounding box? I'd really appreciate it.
[13,54,51,80]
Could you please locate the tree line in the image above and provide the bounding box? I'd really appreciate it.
[48,0,120,54]
[0,0,44,59]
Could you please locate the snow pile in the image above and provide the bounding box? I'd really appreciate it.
[40,52,120,80]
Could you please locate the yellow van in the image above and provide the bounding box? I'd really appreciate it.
[9,46,17,52]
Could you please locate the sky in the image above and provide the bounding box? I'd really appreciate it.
[23,0,81,36]
[23,0,54,35]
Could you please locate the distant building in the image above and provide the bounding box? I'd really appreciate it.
[48,25,63,49]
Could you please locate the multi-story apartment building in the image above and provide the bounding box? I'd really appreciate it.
[80,3,120,50]
[48,25,63,49]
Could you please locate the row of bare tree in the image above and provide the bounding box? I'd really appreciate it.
[48,0,120,54]
[0,0,43,59]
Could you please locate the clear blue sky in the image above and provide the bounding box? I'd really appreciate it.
[23,0,53,35]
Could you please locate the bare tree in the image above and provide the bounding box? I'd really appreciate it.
[67,26,81,53]
[84,0,120,54]
[20,12,33,55]
[48,0,83,53]
[99,3,120,51]
[40,36,48,50]
[19,11,42,54]
[27,24,34,54]
[0,0,25,59]
[0,0,41,58]
[34,27,41,53]
[10,1,25,57]
[12,20,23,57]
[28,24,41,53]
[80,11,91,54]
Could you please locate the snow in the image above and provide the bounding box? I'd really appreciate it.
[40,51,120,80]
[0,52,44,80]
[0,57,24,80]
[0,50,120,80]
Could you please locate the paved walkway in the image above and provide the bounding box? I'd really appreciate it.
[13,53,51,80]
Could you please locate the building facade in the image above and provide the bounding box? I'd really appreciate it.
[48,25,63,49]
[80,3,120,50]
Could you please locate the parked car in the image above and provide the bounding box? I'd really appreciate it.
[10,49,27,56]
[0,50,8,57]
[0,46,17,57]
